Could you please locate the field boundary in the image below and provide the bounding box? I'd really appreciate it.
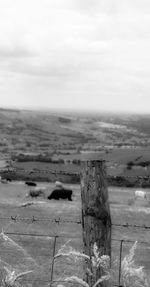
[1,216,150,230]
[2,167,150,178]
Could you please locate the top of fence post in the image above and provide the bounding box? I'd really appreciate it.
[81,160,111,287]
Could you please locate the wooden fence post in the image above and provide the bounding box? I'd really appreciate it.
[81,160,111,287]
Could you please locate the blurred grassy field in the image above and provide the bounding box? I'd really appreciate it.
[0,182,150,286]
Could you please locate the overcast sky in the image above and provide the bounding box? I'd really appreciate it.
[0,0,150,113]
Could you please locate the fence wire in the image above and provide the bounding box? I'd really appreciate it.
[0,168,150,287]
[0,215,82,224]
[0,216,150,287]
[1,167,150,179]
[1,214,150,230]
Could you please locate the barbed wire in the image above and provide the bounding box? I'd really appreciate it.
[112,222,150,229]
[1,215,150,230]
[1,215,150,231]
[1,167,150,179]
[0,167,80,176]
[107,175,150,179]
[0,215,82,224]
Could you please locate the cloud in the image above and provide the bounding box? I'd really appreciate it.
[0,0,150,112]
[0,45,34,58]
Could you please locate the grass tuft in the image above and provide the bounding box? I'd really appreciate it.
[56,241,150,287]
[121,241,150,287]
[55,242,111,287]
[2,266,33,287]
[65,276,89,287]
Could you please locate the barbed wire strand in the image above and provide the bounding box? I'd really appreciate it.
[0,216,82,224]
[1,167,150,179]
[1,215,150,230]
[112,222,150,229]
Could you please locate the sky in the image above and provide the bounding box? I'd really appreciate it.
[0,0,150,113]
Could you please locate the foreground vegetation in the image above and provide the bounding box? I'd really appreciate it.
[0,182,150,286]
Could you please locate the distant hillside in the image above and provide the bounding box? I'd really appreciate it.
[0,108,150,158]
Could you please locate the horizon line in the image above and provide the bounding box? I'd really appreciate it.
[0,105,150,116]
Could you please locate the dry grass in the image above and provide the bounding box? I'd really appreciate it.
[2,267,33,287]
[0,230,37,287]
[0,230,150,287]
[55,241,150,287]
[55,242,111,287]
[121,241,150,287]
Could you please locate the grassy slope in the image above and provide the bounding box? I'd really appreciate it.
[1,108,150,182]
[1,109,150,156]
